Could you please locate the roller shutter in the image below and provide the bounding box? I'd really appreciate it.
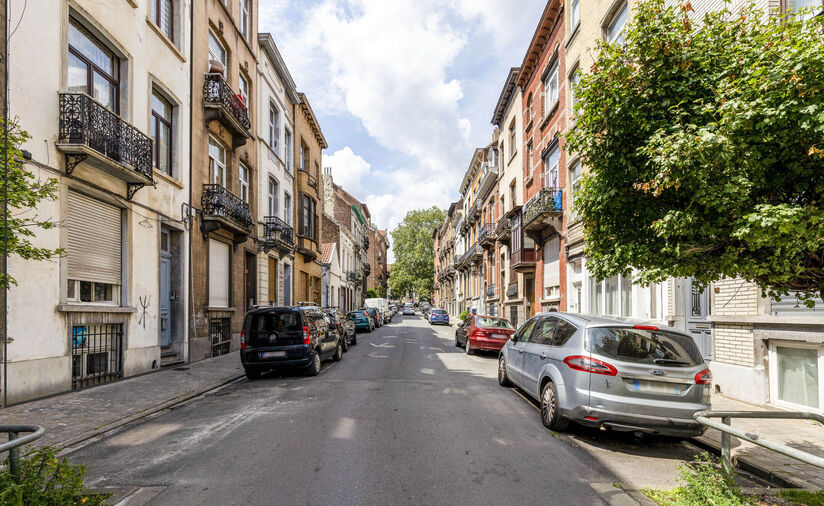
[66,191,122,285]
[209,239,230,307]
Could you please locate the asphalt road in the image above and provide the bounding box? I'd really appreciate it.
[70,314,633,505]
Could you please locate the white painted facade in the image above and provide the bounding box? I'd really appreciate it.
[6,0,191,403]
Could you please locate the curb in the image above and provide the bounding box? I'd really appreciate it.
[688,435,806,489]
[55,372,245,452]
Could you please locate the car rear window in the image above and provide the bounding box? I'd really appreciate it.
[249,311,301,334]
[348,311,365,318]
[432,309,446,314]
[587,327,703,367]
[476,317,513,329]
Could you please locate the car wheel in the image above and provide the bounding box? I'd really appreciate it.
[333,341,343,361]
[465,337,474,355]
[455,334,461,347]
[351,333,358,345]
[540,381,569,431]
[367,324,373,333]
[306,351,322,376]
[498,355,512,387]
[341,335,349,353]
[245,368,261,380]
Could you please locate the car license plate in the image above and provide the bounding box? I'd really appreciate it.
[631,380,683,395]
[491,333,506,339]
[260,351,286,359]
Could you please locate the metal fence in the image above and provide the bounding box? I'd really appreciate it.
[71,323,124,390]
[210,317,231,357]
[1,425,45,476]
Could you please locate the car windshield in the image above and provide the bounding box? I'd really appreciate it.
[587,327,703,367]
[432,309,446,315]
[476,317,512,329]
[249,311,301,334]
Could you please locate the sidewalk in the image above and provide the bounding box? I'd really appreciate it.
[694,394,824,489]
[0,352,243,450]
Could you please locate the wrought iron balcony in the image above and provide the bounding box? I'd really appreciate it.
[203,73,251,147]
[496,217,511,244]
[506,281,519,299]
[523,187,563,239]
[260,216,294,254]
[486,284,497,298]
[201,184,253,242]
[511,247,537,272]
[363,262,371,276]
[362,235,369,250]
[466,201,481,224]
[478,222,496,249]
[57,92,154,200]
[477,163,499,200]
[346,270,362,283]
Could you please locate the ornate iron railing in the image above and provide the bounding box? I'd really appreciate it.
[299,168,317,188]
[263,216,294,246]
[346,271,361,282]
[363,262,371,275]
[58,92,153,180]
[203,73,251,131]
[486,285,496,298]
[362,236,369,250]
[506,282,519,299]
[496,216,511,237]
[201,184,253,230]
[523,187,563,227]
[479,222,495,245]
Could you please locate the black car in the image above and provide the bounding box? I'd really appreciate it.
[240,306,343,379]
[324,307,357,348]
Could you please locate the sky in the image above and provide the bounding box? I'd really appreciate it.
[259,0,546,261]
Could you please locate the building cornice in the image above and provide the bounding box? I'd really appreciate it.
[492,67,521,126]
[298,92,328,149]
[516,0,564,89]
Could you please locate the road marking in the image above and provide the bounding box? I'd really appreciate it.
[369,342,394,348]
[368,352,389,358]
[330,417,356,440]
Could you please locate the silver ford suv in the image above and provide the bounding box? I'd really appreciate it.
[498,312,711,437]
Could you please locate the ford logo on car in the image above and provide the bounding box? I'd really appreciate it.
[650,369,666,376]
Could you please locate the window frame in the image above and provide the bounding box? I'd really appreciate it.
[569,159,582,219]
[67,18,120,114]
[239,163,250,203]
[605,1,628,45]
[768,341,823,411]
[268,176,279,217]
[153,0,174,42]
[239,73,250,109]
[543,61,559,117]
[268,102,279,151]
[208,136,227,187]
[151,88,174,176]
[543,143,559,189]
[284,128,293,173]
[67,279,120,305]
[239,0,251,41]
[208,30,226,75]
[570,0,580,32]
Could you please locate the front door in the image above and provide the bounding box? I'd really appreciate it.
[159,229,172,347]
[686,278,712,361]
[245,252,256,312]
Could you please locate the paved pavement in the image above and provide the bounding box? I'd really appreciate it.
[0,352,243,449]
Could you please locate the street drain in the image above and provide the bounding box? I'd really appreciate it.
[174,367,190,371]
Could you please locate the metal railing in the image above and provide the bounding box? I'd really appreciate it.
[298,168,318,188]
[71,323,124,390]
[694,410,824,474]
[478,222,495,245]
[263,216,294,246]
[523,187,563,227]
[58,92,154,180]
[203,73,251,130]
[1,425,45,476]
[202,184,253,230]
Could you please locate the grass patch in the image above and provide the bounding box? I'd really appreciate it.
[0,446,109,506]
[643,452,753,506]
[778,489,824,506]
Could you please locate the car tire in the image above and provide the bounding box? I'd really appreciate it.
[351,334,357,345]
[465,337,474,355]
[306,351,322,376]
[245,368,261,380]
[498,355,512,387]
[333,341,343,361]
[341,336,349,353]
[455,334,461,347]
[540,381,569,431]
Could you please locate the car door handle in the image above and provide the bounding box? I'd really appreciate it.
[517,348,524,354]
[539,353,548,360]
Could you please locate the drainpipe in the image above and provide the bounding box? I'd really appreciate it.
[2,0,9,408]
[186,0,194,362]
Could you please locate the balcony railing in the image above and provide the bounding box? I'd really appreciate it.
[363,262,371,276]
[506,281,519,299]
[486,284,496,298]
[346,271,362,283]
[201,184,253,232]
[262,216,294,252]
[523,188,563,236]
[203,73,251,145]
[511,247,537,271]
[478,222,495,248]
[57,92,153,197]
[496,216,511,244]
[362,235,369,250]
[296,234,318,260]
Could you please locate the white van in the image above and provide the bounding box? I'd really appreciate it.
[365,298,391,324]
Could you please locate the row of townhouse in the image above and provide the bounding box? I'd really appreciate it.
[3,0,387,405]
[435,0,824,413]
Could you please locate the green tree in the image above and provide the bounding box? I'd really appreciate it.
[566,0,824,304]
[365,288,379,299]
[389,207,446,301]
[0,119,62,288]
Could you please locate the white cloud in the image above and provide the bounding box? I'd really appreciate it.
[323,147,371,196]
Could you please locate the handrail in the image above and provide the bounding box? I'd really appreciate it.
[693,410,824,475]
[1,425,45,476]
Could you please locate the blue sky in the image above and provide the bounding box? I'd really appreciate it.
[259,0,546,260]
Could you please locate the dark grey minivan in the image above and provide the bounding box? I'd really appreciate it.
[498,312,711,437]
[241,306,343,379]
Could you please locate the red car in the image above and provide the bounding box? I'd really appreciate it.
[455,315,515,354]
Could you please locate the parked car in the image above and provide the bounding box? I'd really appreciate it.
[349,310,374,333]
[361,307,381,328]
[428,308,449,325]
[324,307,357,348]
[498,313,711,437]
[365,298,392,324]
[402,303,415,315]
[455,315,514,354]
[240,306,343,379]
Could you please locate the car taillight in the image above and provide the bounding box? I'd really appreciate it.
[302,325,311,345]
[240,331,246,350]
[473,329,488,338]
[695,368,712,385]
[364,311,369,318]
[633,324,659,331]
[564,355,618,376]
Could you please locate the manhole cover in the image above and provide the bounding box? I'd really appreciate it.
[174,367,190,371]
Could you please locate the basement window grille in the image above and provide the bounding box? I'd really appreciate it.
[71,324,124,390]
[210,317,231,357]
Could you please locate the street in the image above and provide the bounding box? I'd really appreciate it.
[63,314,720,505]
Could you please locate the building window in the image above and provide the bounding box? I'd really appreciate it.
[301,194,317,240]
[239,164,249,203]
[153,0,174,41]
[239,0,251,41]
[527,93,533,122]
[527,142,534,179]
[569,70,580,112]
[508,119,516,158]
[208,31,226,75]
[570,0,580,31]
[543,61,559,116]
[590,274,632,316]
[209,136,226,186]
[606,2,628,45]
[543,144,559,189]
[284,129,293,172]
[268,177,279,216]
[773,344,822,409]
[209,239,230,308]
[239,73,250,108]
[284,192,292,225]
[269,103,279,151]
[787,0,823,17]
[68,18,119,113]
[151,90,173,176]
[569,160,582,219]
